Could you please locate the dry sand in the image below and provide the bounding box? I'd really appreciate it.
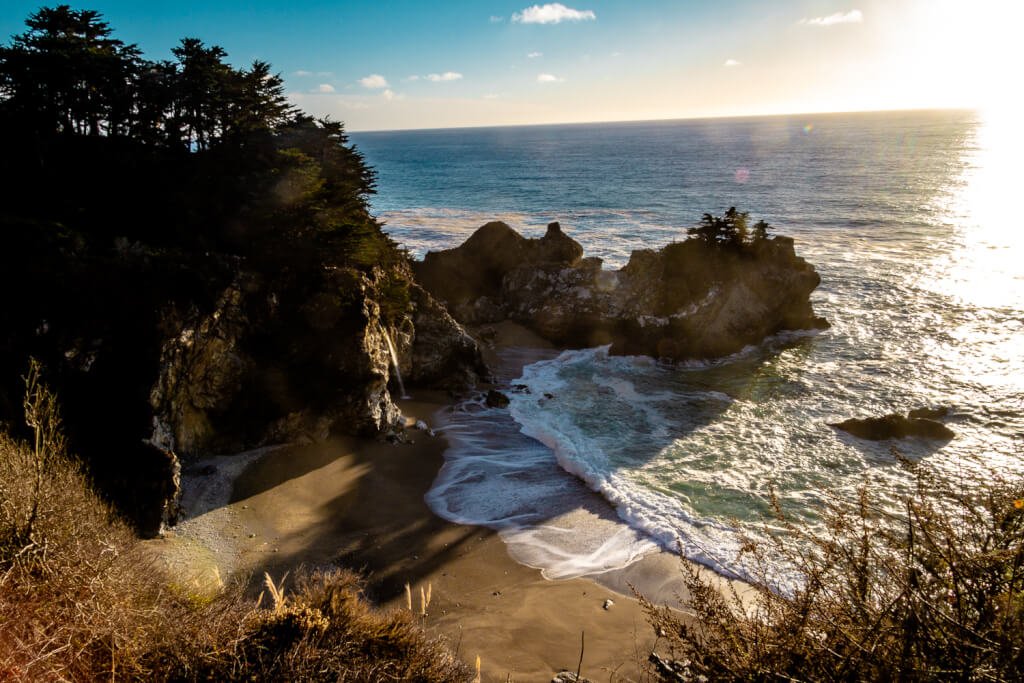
[150,321,741,681]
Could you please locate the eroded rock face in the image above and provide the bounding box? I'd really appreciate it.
[150,264,485,459]
[416,222,827,361]
[414,221,583,324]
[408,284,490,389]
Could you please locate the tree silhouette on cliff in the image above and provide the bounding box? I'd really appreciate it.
[0,6,400,526]
[688,207,768,249]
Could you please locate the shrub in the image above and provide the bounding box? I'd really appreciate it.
[640,459,1024,681]
[0,363,468,681]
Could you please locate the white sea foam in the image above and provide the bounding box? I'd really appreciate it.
[400,112,1024,588]
[425,391,657,579]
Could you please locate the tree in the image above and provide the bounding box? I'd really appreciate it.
[224,60,294,143]
[689,212,725,245]
[170,38,232,150]
[724,206,749,247]
[0,5,141,137]
[752,219,771,242]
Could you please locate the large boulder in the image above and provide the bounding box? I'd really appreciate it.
[417,222,827,361]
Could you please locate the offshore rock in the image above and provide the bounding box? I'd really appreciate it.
[831,413,956,441]
[417,222,827,361]
[414,221,583,324]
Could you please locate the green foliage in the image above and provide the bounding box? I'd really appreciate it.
[640,461,1024,681]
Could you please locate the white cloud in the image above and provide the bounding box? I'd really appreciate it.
[358,74,389,89]
[537,73,564,83]
[800,9,863,26]
[490,15,505,23]
[404,75,420,82]
[724,59,741,67]
[316,83,336,93]
[527,51,543,58]
[383,89,395,101]
[294,69,313,77]
[427,71,464,82]
[513,3,596,25]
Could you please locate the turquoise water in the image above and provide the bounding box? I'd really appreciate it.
[353,110,1024,584]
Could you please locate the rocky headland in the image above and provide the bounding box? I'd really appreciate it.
[415,220,828,360]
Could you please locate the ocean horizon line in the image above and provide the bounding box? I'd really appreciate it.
[349,106,977,135]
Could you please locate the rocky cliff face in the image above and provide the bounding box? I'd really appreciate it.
[150,263,487,460]
[416,221,827,360]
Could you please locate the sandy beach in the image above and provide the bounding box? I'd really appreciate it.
[150,322,717,682]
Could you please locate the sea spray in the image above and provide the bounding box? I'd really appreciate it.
[380,325,410,400]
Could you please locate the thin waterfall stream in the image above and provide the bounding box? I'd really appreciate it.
[381,326,410,399]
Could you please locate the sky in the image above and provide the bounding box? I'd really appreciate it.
[0,1,1015,131]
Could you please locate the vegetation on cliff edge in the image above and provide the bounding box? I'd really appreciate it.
[641,457,1024,681]
[0,5,412,527]
[0,364,467,681]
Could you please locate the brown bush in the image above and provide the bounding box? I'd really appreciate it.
[641,458,1024,682]
[0,362,469,681]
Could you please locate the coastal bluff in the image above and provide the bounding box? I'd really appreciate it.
[415,221,827,360]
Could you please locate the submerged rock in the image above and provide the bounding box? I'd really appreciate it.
[831,413,956,441]
[485,389,511,408]
[416,221,827,360]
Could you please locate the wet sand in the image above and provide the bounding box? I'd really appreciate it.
[150,321,738,681]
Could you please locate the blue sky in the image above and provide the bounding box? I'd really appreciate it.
[0,1,1010,131]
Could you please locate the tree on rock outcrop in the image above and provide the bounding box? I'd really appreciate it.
[688,207,752,248]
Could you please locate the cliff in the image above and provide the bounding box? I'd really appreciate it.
[415,221,827,360]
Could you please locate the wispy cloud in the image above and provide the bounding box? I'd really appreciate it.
[316,83,336,93]
[383,89,397,101]
[316,71,333,77]
[426,71,464,82]
[358,74,389,89]
[513,3,596,25]
[527,51,543,58]
[483,93,500,100]
[537,73,564,83]
[294,69,313,77]
[724,59,741,67]
[490,15,505,24]
[799,9,863,26]
[404,75,420,82]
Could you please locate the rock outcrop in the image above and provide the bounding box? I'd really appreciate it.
[831,412,956,441]
[150,264,487,459]
[415,221,827,360]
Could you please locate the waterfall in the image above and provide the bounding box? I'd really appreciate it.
[380,325,411,400]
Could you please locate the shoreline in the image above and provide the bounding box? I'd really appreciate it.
[151,406,663,681]
[149,321,745,680]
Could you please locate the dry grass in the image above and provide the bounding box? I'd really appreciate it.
[0,362,469,681]
[639,457,1024,682]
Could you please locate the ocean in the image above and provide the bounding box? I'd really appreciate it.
[351,110,1024,587]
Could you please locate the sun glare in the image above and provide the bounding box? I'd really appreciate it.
[930,107,1024,312]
